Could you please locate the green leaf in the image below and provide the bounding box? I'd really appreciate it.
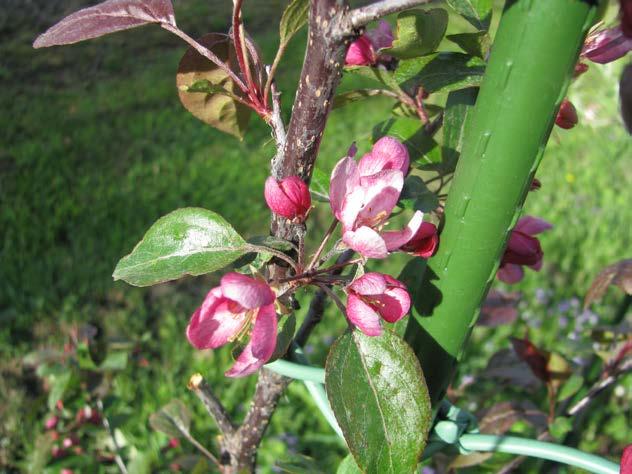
[442,87,478,173]
[326,330,431,473]
[310,168,330,202]
[176,34,251,139]
[373,117,441,167]
[446,31,490,59]
[557,374,584,401]
[345,66,400,91]
[399,176,440,212]
[333,89,395,109]
[549,416,573,441]
[47,370,72,411]
[445,0,492,31]
[337,454,362,474]
[279,0,309,47]
[99,351,128,371]
[113,208,247,287]
[395,53,485,94]
[385,9,449,59]
[149,399,191,438]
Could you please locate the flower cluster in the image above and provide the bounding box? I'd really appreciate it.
[497,216,552,284]
[330,136,438,259]
[187,137,439,377]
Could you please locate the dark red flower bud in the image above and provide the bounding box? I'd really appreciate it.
[573,62,589,78]
[555,99,578,129]
[511,337,550,382]
[530,178,541,191]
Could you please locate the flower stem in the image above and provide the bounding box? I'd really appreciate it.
[307,219,338,271]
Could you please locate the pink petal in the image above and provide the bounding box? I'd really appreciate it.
[345,35,375,66]
[367,20,394,51]
[375,286,411,323]
[343,227,388,259]
[329,156,360,220]
[515,216,553,236]
[225,304,278,377]
[358,136,409,177]
[279,176,311,218]
[354,170,403,228]
[583,26,632,64]
[186,289,247,349]
[497,264,525,284]
[346,294,383,336]
[502,231,542,266]
[220,273,275,309]
[264,177,296,219]
[529,256,544,271]
[382,211,424,251]
[400,222,439,258]
[349,272,387,296]
[621,445,632,474]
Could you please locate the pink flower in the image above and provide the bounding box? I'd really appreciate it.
[621,444,632,474]
[497,216,553,284]
[397,222,439,258]
[186,273,278,377]
[329,137,426,259]
[346,272,411,336]
[44,415,59,430]
[264,176,311,222]
[555,99,578,129]
[345,20,393,66]
[582,26,632,64]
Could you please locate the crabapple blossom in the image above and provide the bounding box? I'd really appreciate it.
[346,272,411,336]
[187,273,278,377]
[330,137,428,259]
[264,176,311,222]
[498,216,553,284]
[582,26,632,64]
[345,20,393,66]
[621,444,632,474]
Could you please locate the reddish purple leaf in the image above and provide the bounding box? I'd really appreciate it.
[33,0,175,48]
[478,290,520,327]
[584,259,632,309]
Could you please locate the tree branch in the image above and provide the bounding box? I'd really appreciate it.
[188,373,236,437]
[348,0,432,29]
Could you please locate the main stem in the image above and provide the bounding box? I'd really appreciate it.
[404,0,599,405]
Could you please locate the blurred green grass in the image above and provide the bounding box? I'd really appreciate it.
[1,0,631,472]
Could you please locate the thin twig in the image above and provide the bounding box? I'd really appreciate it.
[232,0,260,106]
[315,282,348,317]
[188,373,236,436]
[97,399,128,474]
[307,219,339,271]
[246,244,299,272]
[295,250,355,346]
[160,23,249,94]
[278,256,362,284]
[184,432,222,468]
[348,0,433,29]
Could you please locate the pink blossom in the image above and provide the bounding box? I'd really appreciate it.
[582,26,632,64]
[329,137,422,259]
[555,99,578,129]
[621,444,632,474]
[186,273,278,377]
[346,272,411,336]
[264,176,311,222]
[396,222,439,258]
[345,20,393,66]
[44,415,59,430]
[497,216,553,284]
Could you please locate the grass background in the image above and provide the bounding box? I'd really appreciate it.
[1,0,631,472]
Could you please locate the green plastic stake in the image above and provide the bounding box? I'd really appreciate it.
[404,0,600,404]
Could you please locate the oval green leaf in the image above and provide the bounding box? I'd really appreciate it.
[113,207,247,286]
[385,8,449,59]
[325,330,431,473]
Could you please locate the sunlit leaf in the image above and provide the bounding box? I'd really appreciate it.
[446,31,490,59]
[279,0,309,47]
[113,208,247,286]
[176,34,251,139]
[326,330,431,473]
[34,0,175,48]
[445,0,492,31]
[385,9,449,59]
[333,89,395,109]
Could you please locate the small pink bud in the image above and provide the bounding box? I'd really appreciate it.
[61,470,74,474]
[264,176,311,221]
[529,178,541,191]
[168,438,180,449]
[44,415,59,430]
[345,35,376,66]
[555,100,578,129]
[62,435,78,449]
[51,445,67,459]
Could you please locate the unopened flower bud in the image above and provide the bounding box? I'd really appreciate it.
[264,176,311,221]
[44,415,58,430]
[555,99,578,129]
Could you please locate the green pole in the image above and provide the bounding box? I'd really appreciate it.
[404,0,600,404]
